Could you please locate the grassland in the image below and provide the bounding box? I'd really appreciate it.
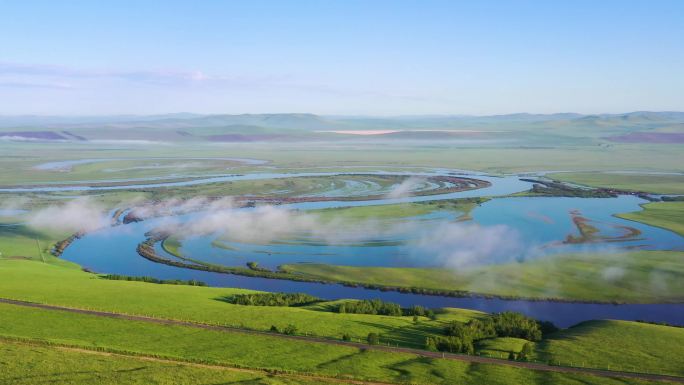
[0,259,479,348]
[537,320,684,377]
[617,201,684,236]
[0,302,668,385]
[1,141,683,188]
[282,251,684,303]
[1,257,683,381]
[161,236,183,258]
[0,224,72,263]
[0,339,319,385]
[548,172,684,194]
[313,199,484,222]
[476,337,532,359]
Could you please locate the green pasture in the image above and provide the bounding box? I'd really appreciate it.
[0,302,665,385]
[0,224,72,263]
[0,259,475,348]
[283,251,684,303]
[0,339,315,385]
[1,141,683,188]
[549,172,684,195]
[617,201,684,236]
[537,320,684,377]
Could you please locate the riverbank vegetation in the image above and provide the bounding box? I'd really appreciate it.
[616,201,684,236]
[547,172,684,195]
[101,274,207,286]
[282,250,684,303]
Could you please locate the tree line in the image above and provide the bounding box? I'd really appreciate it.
[335,299,437,319]
[225,292,321,307]
[101,274,207,286]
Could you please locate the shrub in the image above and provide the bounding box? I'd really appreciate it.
[425,337,438,352]
[367,333,380,345]
[282,324,298,335]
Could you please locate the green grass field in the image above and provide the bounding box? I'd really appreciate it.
[537,320,684,377]
[1,141,683,187]
[617,201,684,236]
[476,337,532,359]
[313,199,482,222]
[0,224,72,263]
[0,339,319,385]
[0,259,478,348]
[283,251,684,303]
[0,302,666,385]
[548,173,684,194]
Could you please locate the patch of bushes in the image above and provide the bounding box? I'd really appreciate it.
[224,292,321,307]
[335,299,402,316]
[270,324,298,335]
[101,274,207,286]
[426,312,554,355]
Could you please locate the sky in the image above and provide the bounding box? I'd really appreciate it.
[0,0,683,116]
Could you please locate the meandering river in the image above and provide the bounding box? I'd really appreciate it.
[57,171,684,327]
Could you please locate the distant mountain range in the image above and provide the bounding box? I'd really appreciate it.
[0,111,682,144]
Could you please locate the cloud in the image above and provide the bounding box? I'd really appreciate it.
[0,80,74,89]
[0,61,279,88]
[143,198,527,269]
[0,61,435,103]
[27,198,108,233]
[601,266,626,282]
[386,176,427,199]
[409,222,525,268]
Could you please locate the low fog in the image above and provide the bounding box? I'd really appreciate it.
[28,198,109,233]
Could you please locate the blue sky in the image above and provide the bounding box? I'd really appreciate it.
[0,0,682,115]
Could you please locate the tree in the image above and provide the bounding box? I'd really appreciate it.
[508,352,517,361]
[518,342,533,361]
[367,332,380,345]
[425,337,438,352]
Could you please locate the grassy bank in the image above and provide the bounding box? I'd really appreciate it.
[0,224,73,265]
[282,251,684,303]
[548,172,684,195]
[0,259,478,348]
[616,201,684,236]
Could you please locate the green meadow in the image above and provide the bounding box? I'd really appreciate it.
[538,320,684,377]
[549,172,684,195]
[0,339,320,385]
[0,259,475,348]
[617,201,684,237]
[283,251,684,303]
[0,302,668,385]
